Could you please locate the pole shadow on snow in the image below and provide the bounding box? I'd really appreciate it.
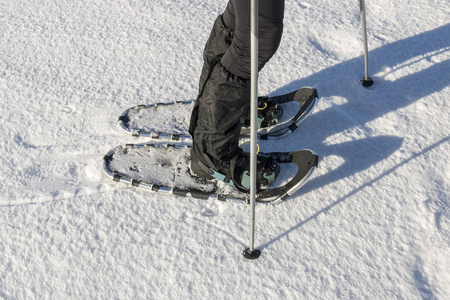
[261,135,450,250]
[261,24,450,245]
[269,24,449,193]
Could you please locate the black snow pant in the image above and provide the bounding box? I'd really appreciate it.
[189,0,285,163]
[221,0,285,79]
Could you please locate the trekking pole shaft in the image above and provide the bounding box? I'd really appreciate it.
[249,0,258,253]
[360,0,369,79]
[243,0,261,260]
[359,0,374,87]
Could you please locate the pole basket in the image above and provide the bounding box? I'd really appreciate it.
[361,77,374,87]
[243,248,261,260]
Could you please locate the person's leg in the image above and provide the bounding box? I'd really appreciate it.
[197,15,234,98]
[221,0,285,130]
[188,15,234,143]
[192,62,250,161]
[189,0,285,189]
[192,0,285,157]
[221,0,285,79]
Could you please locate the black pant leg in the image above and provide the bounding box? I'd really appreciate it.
[221,0,285,79]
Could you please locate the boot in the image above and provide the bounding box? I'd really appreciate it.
[190,147,280,193]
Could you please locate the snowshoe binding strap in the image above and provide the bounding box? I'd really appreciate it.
[227,151,280,193]
[243,97,283,129]
[190,148,280,193]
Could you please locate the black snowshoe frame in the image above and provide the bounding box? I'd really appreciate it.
[117,88,318,142]
[103,143,318,205]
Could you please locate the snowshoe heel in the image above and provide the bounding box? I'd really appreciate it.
[261,102,283,127]
[190,153,235,186]
[190,154,215,180]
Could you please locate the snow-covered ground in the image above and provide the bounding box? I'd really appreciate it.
[1,0,449,298]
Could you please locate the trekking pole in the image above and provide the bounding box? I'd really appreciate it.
[243,0,261,260]
[360,0,374,87]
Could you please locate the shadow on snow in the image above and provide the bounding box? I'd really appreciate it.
[262,24,450,245]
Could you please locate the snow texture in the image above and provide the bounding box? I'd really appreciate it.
[0,0,449,298]
[124,102,195,135]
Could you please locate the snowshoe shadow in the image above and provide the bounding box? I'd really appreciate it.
[258,23,449,247]
[260,135,449,250]
[300,135,404,195]
[263,24,449,197]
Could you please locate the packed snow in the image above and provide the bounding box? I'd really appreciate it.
[0,0,449,298]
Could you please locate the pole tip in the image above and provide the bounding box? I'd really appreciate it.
[243,248,261,260]
[361,77,374,87]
